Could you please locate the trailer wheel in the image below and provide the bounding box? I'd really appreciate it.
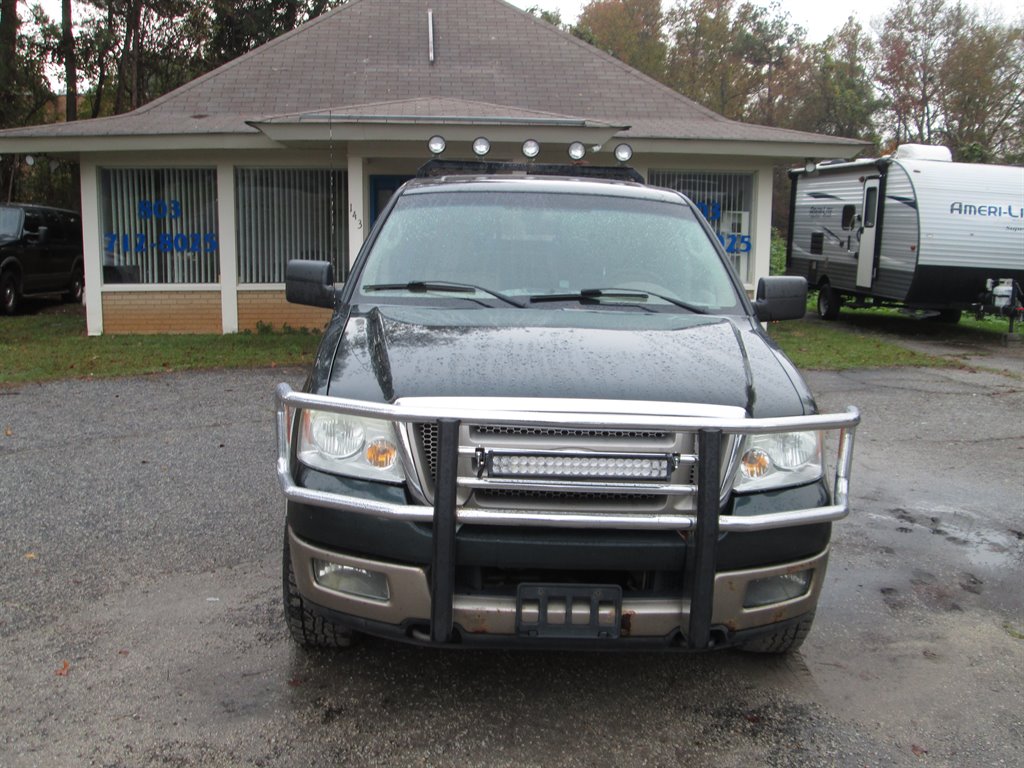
[816,284,841,320]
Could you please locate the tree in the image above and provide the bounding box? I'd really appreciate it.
[60,0,77,121]
[730,1,804,126]
[798,18,880,143]
[665,0,744,118]
[0,0,53,127]
[937,6,1023,162]
[525,5,563,27]
[872,0,1023,162]
[873,0,947,146]
[575,0,667,81]
[210,0,338,68]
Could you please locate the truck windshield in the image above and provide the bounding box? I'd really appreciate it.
[356,190,742,313]
[0,206,23,241]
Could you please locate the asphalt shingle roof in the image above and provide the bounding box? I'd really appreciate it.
[0,0,863,148]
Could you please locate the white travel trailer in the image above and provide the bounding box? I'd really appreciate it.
[786,145,1024,322]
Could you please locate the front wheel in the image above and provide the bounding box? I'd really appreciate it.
[738,612,815,654]
[816,284,841,320]
[282,530,356,649]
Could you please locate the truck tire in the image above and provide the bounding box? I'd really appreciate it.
[816,284,841,320]
[282,531,355,649]
[738,612,815,654]
[1,270,21,315]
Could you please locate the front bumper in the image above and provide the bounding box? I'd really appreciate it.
[276,385,859,649]
[288,526,829,647]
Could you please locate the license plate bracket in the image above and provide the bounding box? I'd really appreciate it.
[516,584,622,639]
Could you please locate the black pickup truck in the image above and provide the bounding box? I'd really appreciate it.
[276,158,859,653]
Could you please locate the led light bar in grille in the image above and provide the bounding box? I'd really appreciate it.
[485,451,674,481]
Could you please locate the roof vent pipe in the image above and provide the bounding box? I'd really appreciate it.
[427,9,435,64]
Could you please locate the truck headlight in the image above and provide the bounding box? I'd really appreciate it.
[732,431,823,492]
[298,410,405,483]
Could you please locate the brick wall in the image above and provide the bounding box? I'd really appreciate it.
[237,290,332,332]
[102,291,222,334]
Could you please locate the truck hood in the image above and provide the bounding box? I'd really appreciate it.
[326,306,812,417]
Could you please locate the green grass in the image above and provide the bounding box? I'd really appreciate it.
[767,317,951,370]
[769,296,1021,370]
[824,302,1013,338]
[0,306,321,384]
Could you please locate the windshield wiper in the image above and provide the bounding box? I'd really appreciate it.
[528,287,706,314]
[363,281,526,308]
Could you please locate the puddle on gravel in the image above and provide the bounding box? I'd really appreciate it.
[872,506,1023,570]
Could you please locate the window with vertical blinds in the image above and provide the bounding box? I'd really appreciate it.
[235,168,347,284]
[649,170,754,281]
[99,168,219,284]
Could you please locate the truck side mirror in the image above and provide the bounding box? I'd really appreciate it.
[754,276,807,322]
[285,259,336,308]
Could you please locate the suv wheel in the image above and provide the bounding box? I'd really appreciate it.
[738,612,815,654]
[1,270,20,315]
[63,267,84,304]
[282,530,356,649]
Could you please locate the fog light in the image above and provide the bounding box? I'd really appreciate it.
[614,143,633,163]
[522,139,540,159]
[743,570,812,608]
[313,559,390,601]
[568,141,586,161]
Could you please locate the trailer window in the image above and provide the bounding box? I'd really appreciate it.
[863,188,878,228]
[841,205,856,230]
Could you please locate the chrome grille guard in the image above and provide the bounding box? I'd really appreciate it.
[275,383,860,533]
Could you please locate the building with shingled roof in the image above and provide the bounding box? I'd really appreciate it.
[0,0,865,334]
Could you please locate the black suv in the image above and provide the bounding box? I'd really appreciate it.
[0,203,84,315]
[277,159,859,653]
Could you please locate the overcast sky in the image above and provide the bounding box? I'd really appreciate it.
[506,0,1022,42]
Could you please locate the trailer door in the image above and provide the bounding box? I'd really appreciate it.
[856,179,880,288]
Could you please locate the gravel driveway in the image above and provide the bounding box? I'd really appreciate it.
[1,360,1021,767]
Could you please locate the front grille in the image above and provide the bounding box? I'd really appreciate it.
[475,488,662,509]
[417,422,441,475]
[412,421,696,513]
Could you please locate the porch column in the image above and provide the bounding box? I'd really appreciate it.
[346,154,365,272]
[217,163,238,333]
[79,160,103,335]
[750,164,775,288]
